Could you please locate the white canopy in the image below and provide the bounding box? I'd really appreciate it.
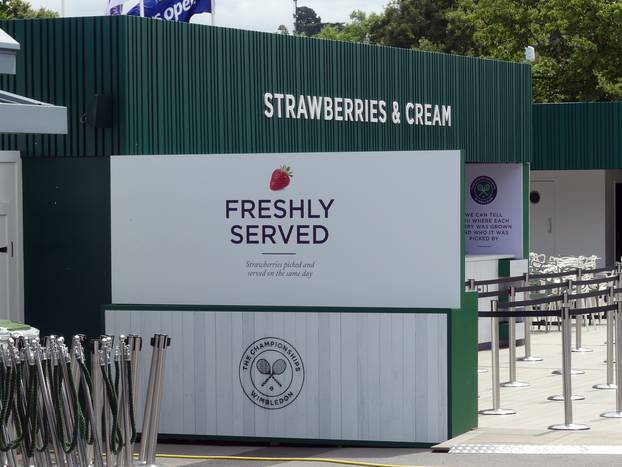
[0,28,67,135]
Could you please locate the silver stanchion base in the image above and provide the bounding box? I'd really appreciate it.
[501,381,529,388]
[572,347,593,353]
[477,368,489,374]
[593,383,617,390]
[547,394,585,401]
[518,356,544,362]
[548,423,590,431]
[479,408,516,415]
[552,369,585,375]
[601,411,622,418]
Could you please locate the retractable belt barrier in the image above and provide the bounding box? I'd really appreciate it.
[0,333,171,467]
[477,286,622,431]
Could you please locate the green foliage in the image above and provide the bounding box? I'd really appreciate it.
[317,0,622,102]
[452,0,622,101]
[316,11,378,43]
[0,0,57,19]
[294,6,323,36]
[369,0,476,54]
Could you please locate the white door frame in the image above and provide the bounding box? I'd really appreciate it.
[0,151,24,322]
[530,179,556,257]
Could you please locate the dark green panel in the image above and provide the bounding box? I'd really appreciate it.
[448,291,478,438]
[122,19,532,162]
[0,18,123,157]
[22,157,110,338]
[534,102,622,170]
[2,17,532,163]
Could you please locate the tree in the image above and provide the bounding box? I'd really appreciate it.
[454,0,622,101]
[277,24,290,35]
[0,0,57,19]
[294,6,323,36]
[316,10,378,43]
[315,0,622,102]
[369,0,476,55]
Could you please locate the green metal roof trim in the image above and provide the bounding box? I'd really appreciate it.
[1,16,532,162]
[534,102,622,170]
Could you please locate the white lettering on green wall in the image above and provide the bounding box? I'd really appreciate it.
[264,92,451,127]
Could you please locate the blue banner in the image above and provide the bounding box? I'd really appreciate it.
[127,0,212,22]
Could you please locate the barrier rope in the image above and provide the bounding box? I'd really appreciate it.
[465,275,525,287]
[497,294,562,309]
[101,362,124,455]
[51,363,80,454]
[479,303,617,318]
[126,361,137,443]
[0,363,23,452]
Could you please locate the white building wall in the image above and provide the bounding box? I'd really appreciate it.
[530,170,606,265]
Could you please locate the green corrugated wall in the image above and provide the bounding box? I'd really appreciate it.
[534,102,622,170]
[0,16,532,340]
[0,17,123,157]
[1,16,533,162]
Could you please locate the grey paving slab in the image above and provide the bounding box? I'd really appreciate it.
[476,320,622,441]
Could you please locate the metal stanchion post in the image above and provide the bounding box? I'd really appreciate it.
[480,300,516,415]
[573,269,593,353]
[595,286,617,390]
[118,337,134,467]
[72,337,105,467]
[144,334,171,466]
[90,339,104,465]
[602,298,622,418]
[548,291,585,401]
[468,278,489,375]
[519,272,543,362]
[502,286,529,387]
[552,279,586,376]
[549,296,590,430]
[139,335,160,464]
[0,342,20,467]
[34,342,67,467]
[58,338,89,467]
[100,337,113,466]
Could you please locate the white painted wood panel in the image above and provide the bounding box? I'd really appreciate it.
[106,310,448,443]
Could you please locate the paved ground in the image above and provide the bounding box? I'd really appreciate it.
[473,319,622,441]
[153,443,622,466]
[153,321,622,466]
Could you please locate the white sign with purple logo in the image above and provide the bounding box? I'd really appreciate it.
[465,163,524,258]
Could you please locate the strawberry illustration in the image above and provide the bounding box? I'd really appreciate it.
[269,166,293,191]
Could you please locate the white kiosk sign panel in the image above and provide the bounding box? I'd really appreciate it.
[109,151,461,444]
[111,151,462,309]
[464,163,523,258]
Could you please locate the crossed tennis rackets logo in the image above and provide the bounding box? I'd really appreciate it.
[256,358,287,387]
[239,337,305,410]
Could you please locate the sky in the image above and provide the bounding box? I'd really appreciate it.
[29,0,386,33]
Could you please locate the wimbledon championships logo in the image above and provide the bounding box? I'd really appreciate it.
[239,337,305,410]
[470,175,498,205]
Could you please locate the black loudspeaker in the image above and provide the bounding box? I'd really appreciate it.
[89,94,114,128]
